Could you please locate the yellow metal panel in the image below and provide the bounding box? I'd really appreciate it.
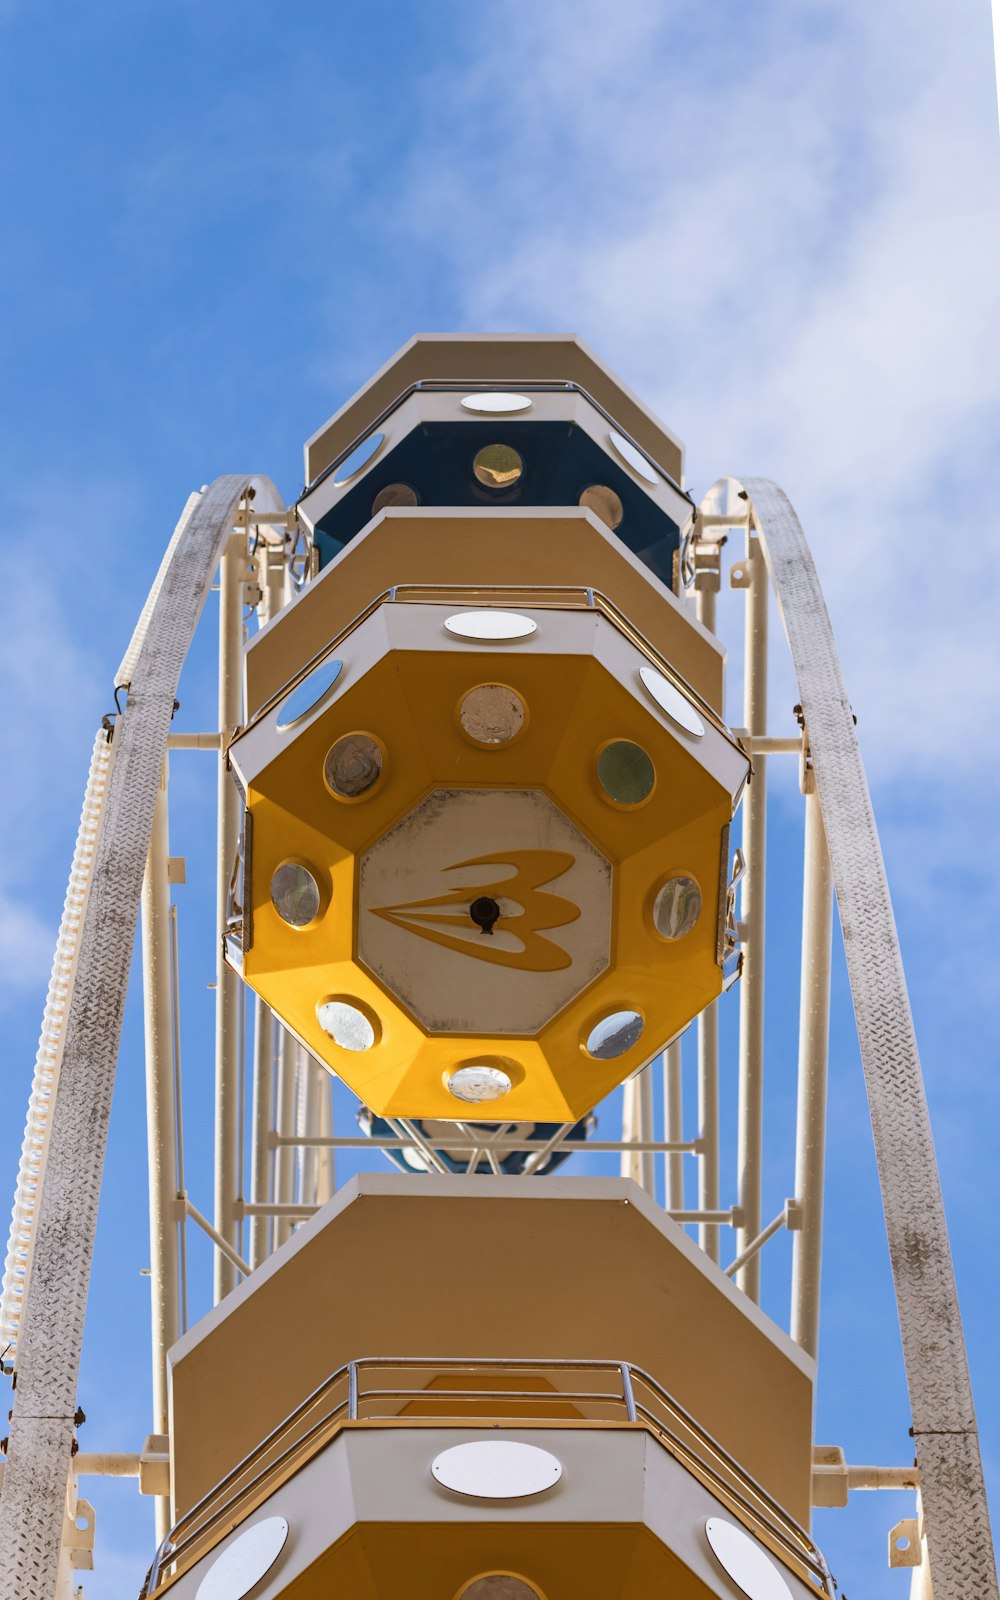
[236,604,743,1121]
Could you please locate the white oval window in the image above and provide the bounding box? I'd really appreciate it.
[445,611,537,642]
[461,392,533,413]
[638,666,704,738]
[333,432,384,485]
[705,1517,793,1600]
[195,1516,288,1600]
[275,659,343,731]
[432,1440,562,1499]
[608,429,659,485]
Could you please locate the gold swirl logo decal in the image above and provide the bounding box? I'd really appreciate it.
[372,850,580,971]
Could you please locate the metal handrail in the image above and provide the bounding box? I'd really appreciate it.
[143,1357,833,1597]
[243,580,740,754]
[299,378,693,504]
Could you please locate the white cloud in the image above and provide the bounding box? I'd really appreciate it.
[368,0,1000,782]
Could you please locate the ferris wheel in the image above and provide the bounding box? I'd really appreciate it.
[0,335,993,1600]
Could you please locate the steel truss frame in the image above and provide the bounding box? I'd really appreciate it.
[0,474,993,1599]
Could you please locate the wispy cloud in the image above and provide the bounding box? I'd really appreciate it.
[353,0,1000,781]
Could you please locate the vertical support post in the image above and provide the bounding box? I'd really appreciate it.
[214,531,246,1302]
[246,538,284,1273]
[274,1028,299,1247]
[295,1050,318,1207]
[248,999,275,1271]
[790,790,833,1356]
[697,1005,721,1262]
[663,1040,685,1211]
[258,541,286,628]
[313,1063,335,1207]
[621,1066,656,1197]
[141,762,179,1543]
[736,531,768,1301]
[694,536,722,1261]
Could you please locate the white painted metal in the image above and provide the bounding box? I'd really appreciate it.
[663,1040,685,1211]
[696,1004,721,1263]
[213,532,246,1303]
[444,610,537,640]
[312,1062,335,1207]
[790,792,833,1358]
[431,1440,562,1499]
[705,1516,792,1600]
[274,1029,299,1247]
[608,429,659,484]
[0,477,262,1599]
[141,760,180,1542]
[620,1065,656,1195]
[194,1516,288,1600]
[638,664,705,736]
[248,999,275,1270]
[460,392,533,413]
[0,729,115,1359]
[693,543,721,1263]
[735,533,768,1303]
[743,476,997,1600]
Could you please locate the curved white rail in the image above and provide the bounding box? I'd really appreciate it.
[0,476,265,1600]
[0,730,116,1358]
[742,476,997,1600]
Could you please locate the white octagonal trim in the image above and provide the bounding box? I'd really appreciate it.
[432,1440,562,1499]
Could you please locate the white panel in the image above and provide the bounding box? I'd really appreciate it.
[196,1516,288,1600]
[705,1517,793,1600]
[432,1440,562,1499]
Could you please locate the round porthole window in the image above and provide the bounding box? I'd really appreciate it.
[372,482,418,512]
[597,740,655,806]
[459,684,526,745]
[316,999,378,1051]
[324,733,383,798]
[270,863,321,928]
[652,875,702,940]
[458,1576,545,1599]
[473,443,524,489]
[579,483,624,530]
[585,1010,644,1059]
[446,1065,513,1103]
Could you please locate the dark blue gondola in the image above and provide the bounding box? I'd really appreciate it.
[357,1109,596,1176]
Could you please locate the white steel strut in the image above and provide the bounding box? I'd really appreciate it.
[741,475,997,1600]
[0,470,993,1600]
[0,476,273,1599]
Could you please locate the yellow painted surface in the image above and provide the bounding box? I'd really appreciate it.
[287,1523,695,1599]
[238,605,742,1122]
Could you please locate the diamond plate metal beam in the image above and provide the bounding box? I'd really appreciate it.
[743,476,997,1600]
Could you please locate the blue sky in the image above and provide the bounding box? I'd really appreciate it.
[1,1,998,1594]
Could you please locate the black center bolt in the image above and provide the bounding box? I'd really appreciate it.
[469,896,501,935]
